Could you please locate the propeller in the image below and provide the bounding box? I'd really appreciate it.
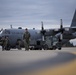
[41,21,46,35]
[41,21,44,30]
[40,21,46,41]
[59,19,64,41]
[48,19,65,36]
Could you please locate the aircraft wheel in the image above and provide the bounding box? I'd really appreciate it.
[58,47,61,50]
[49,48,53,50]
[30,47,34,50]
[43,44,48,50]
[53,46,56,50]
[5,48,10,51]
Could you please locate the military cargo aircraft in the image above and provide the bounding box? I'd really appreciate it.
[0,10,76,51]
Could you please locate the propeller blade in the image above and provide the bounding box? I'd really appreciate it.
[60,19,63,29]
[40,21,46,41]
[60,19,64,34]
[60,33,63,40]
[41,21,46,35]
[41,21,44,30]
[60,19,64,40]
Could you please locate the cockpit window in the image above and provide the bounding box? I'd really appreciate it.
[2,29,10,34]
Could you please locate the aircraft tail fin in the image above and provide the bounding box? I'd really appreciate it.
[71,10,76,27]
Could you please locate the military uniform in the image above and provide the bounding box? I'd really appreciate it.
[17,40,22,50]
[1,36,5,51]
[23,29,30,50]
[5,37,10,50]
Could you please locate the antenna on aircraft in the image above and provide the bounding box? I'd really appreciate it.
[10,25,12,29]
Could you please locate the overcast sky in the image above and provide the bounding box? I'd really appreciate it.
[0,0,76,29]
[0,0,76,44]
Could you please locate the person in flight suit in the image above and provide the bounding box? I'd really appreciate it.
[5,36,10,50]
[1,36,5,51]
[23,28,30,50]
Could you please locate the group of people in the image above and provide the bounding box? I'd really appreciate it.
[1,28,31,51]
[17,28,31,50]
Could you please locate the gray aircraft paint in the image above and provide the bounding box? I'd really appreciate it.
[0,29,42,48]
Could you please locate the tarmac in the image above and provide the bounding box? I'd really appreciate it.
[0,47,76,75]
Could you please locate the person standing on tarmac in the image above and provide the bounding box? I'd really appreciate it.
[5,36,10,50]
[23,28,30,50]
[1,36,5,51]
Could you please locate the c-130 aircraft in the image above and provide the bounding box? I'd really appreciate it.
[0,10,76,51]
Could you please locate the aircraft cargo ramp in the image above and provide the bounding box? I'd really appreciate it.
[0,47,76,75]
